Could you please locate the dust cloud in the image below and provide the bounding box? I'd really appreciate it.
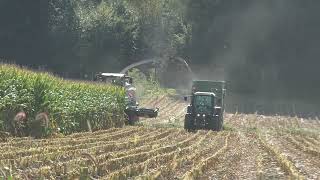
[173,1,320,117]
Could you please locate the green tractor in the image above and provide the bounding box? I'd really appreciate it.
[184,80,226,131]
[94,73,159,125]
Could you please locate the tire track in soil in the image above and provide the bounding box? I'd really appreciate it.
[267,134,320,179]
[103,130,188,161]
[101,131,206,178]
[1,127,120,147]
[20,128,180,178]
[98,131,203,176]
[140,95,166,107]
[298,118,320,129]
[122,131,214,179]
[153,97,173,111]
[177,132,231,180]
[157,100,181,116]
[224,114,245,129]
[5,129,165,171]
[0,127,139,151]
[255,135,290,179]
[158,102,187,123]
[171,109,188,125]
[224,132,258,179]
[141,98,187,126]
[304,136,320,148]
[168,132,226,179]
[198,132,242,180]
[199,132,289,180]
[134,131,223,179]
[292,135,320,152]
[0,127,153,160]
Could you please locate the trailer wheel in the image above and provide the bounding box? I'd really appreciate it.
[184,114,195,132]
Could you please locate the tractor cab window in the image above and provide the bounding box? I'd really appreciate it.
[124,77,133,84]
[194,95,213,114]
[106,78,114,84]
[105,77,123,86]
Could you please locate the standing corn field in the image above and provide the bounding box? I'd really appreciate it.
[0,64,126,137]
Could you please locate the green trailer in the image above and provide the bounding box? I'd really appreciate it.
[184,80,226,131]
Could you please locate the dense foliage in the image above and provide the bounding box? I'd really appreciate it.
[46,0,190,74]
[0,64,125,135]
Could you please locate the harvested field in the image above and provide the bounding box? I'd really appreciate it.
[0,96,319,179]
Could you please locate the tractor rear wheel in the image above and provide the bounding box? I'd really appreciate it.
[128,114,139,125]
[216,120,223,131]
[217,113,224,131]
[207,116,222,131]
[184,114,195,132]
[218,118,223,131]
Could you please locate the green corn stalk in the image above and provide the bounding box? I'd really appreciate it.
[0,64,125,136]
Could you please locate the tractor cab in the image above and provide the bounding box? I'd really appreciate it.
[94,72,138,106]
[184,80,226,131]
[191,92,216,115]
[94,73,133,87]
[94,72,137,106]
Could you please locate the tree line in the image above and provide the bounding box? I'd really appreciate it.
[1,0,320,102]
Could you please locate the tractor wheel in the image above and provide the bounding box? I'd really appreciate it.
[217,119,223,131]
[184,114,195,132]
[207,116,220,131]
[128,114,139,125]
[218,113,224,131]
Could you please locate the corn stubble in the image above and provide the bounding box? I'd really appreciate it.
[0,122,318,179]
